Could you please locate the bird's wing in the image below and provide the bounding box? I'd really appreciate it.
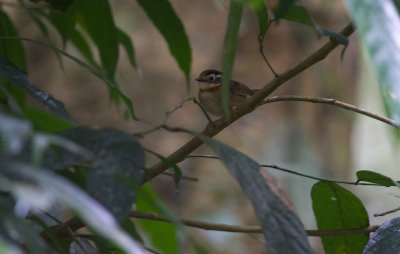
[230,80,255,97]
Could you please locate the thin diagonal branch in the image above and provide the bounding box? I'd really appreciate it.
[186,154,377,186]
[129,210,379,237]
[144,23,355,183]
[261,96,400,128]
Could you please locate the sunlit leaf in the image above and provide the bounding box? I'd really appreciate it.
[221,1,244,117]
[344,0,400,122]
[0,57,73,123]
[311,181,369,254]
[137,0,192,85]
[199,135,312,253]
[363,217,400,254]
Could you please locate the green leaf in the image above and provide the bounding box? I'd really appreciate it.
[59,127,144,222]
[356,170,397,186]
[273,0,296,19]
[344,0,400,122]
[73,0,119,78]
[137,0,192,85]
[311,181,369,254]
[136,185,179,254]
[247,0,269,39]
[118,28,137,69]
[3,162,146,253]
[0,10,26,70]
[23,107,73,132]
[221,1,244,118]
[363,217,400,253]
[0,112,32,155]
[282,5,315,27]
[199,135,312,253]
[0,57,73,123]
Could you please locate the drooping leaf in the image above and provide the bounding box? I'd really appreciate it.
[272,0,296,19]
[0,57,73,123]
[363,217,400,254]
[3,161,146,253]
[311,181,369,254]
[0,11,26,70]
[247,0,269,40]
[73,0,119,78]
[135,184,180,254]
[137,0,192,85]
[199,135,312,253]
[23,107,73,132]
[282,5,314,27]
[58,127,144,222]
[344,0,400,123]
[356,170,397,187]
[118,28,137,69]
[221,1,244,118]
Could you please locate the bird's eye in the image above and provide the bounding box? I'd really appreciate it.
[209,74,216,81]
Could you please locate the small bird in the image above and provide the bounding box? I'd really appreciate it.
[196,69,258,116]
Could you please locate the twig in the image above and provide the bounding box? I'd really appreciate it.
[261,96,400,128]
[186,154,377,186]
[129,210,378,236]
[258,19,279,77]
[374,206,400,217]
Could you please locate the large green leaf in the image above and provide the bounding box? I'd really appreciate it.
[137,0,192,85]
[0,57,73,123]
[311,181,369,254]
[136,185,179,254]
[2,161,146,253]
[363,217,400,253]
[344,0,400,122]
[199,136,312,253]
[221,1,244,117]
[59,127,144,222]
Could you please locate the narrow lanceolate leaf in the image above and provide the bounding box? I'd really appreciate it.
[73,0,119,78]
[363,217,400,254]
[0,57,73,123]
[311,181,369,254]
[344,0,400,122]
[221,1,244,118]
[199,136,312,254]
[137,0,192,86]
[3,162,146,254]
[118,28,137,69]
[0,10,26,70]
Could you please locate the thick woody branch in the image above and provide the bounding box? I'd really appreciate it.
[144,23,355,183]
[129,210,378,237]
